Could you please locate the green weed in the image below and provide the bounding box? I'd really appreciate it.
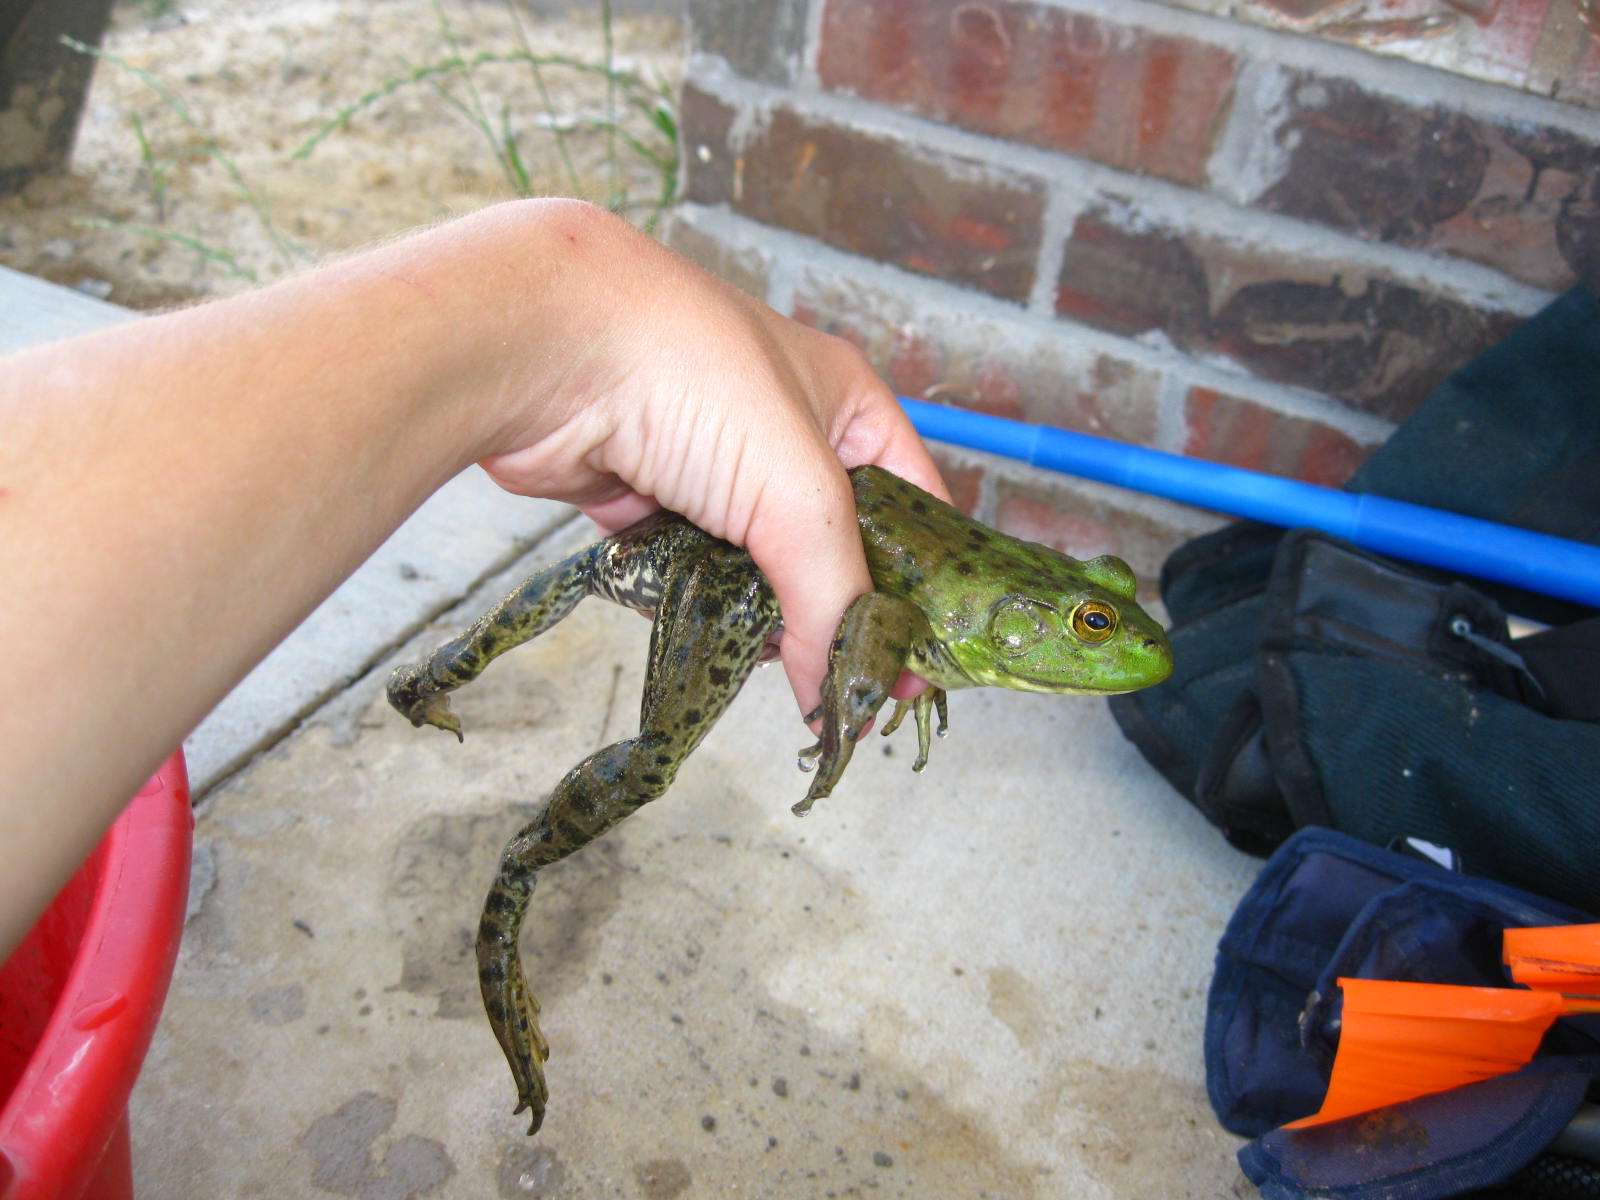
[295,0,679,231]
[62,33,309,275]
[64,1,680,286]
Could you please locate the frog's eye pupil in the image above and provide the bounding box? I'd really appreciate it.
[1071,602,1118,644]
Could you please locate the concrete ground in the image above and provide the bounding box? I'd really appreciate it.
[5,269,1261,1199]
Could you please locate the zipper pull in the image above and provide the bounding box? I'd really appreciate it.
[1448,615,1546,702]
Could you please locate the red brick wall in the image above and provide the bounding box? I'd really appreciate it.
[668,0,1599,581]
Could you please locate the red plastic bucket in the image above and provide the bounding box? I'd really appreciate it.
[0,753,193,1200]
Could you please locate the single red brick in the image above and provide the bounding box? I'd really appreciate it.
[1298,424,1375,487]
[1250,71,1598,290]
[680,84,738,209]
[721,105,1044,302]
[1186,387,1273,474]
[888,332,947,403]
[1056,210,1211,339]
[818,0,1238,185]
[1184,386,1374,485]
[973,359,1026,422]
[1055,204,1523,420]
[923,381,1027,423]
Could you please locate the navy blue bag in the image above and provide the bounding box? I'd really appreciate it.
[1210,828,1600,1199]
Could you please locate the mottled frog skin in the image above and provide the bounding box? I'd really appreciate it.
[387,465,1172,1134]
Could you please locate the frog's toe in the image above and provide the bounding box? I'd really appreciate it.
[496,993,552,1134]
[414,695,463,741]
[510,1049,551,1136]
[387,667,465,740]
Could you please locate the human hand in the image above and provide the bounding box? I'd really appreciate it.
[470,202,947,717]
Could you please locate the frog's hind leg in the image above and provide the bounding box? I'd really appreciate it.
[388,542,606,738]
[478,546,777,1134]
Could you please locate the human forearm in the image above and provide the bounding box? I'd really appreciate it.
[0,202,611,949]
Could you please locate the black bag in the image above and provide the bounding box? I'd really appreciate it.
[1110,286,1600,913]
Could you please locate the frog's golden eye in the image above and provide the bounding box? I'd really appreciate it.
[988,599,1052,657]
[1071,601,1118,644]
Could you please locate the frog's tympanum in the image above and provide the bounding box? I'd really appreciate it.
[388,465,1172,1134]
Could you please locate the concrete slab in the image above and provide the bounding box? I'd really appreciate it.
[129,531,1259,1199]
[182,474,575,794]
[0,264,135,354]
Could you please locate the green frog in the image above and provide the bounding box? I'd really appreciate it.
[387,465,1172,1134]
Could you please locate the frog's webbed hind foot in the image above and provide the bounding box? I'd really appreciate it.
[387,544,605,741]
[479,917,552,1133]
[387,663,464,740]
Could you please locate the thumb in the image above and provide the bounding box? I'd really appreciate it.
[741,461,869,720]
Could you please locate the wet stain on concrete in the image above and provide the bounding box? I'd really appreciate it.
[389,806,535,1018]
[248,982,307,1026]
[495,1143,568,1197]
[298,1092,455,1198]
[985,964,1050,1051]
[389,803,631,1018]
[634,1158,693,1199]
[1023,1059,1239,1196]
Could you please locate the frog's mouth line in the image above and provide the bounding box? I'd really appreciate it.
[978,671,1169,696]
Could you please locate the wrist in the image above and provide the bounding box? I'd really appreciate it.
[402,198,642,469]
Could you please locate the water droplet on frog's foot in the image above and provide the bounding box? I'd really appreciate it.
[796,756,816,773]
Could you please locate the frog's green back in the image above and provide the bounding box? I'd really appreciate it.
[848,465,1172,695]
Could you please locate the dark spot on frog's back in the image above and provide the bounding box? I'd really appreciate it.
[708,666,730,687]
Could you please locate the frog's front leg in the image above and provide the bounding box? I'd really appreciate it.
[479,546,778,1134]
[794,592,940,815]
[387,543,604,739]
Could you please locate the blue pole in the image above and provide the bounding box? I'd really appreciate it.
[900,398,1600,610]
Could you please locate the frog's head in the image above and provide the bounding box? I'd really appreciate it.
[953,553,1173,695]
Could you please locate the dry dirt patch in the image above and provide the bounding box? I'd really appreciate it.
[0,0,683,309]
